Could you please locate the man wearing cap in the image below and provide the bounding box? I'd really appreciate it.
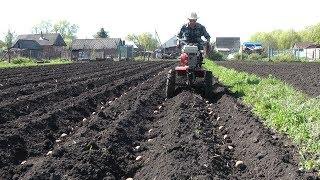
[177,12,211,50]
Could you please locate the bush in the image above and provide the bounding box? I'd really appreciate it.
[207,50,224,61]
[11,57,34,64]
[49,58,70,63]
[248,53,262,60]
[233,52,249,60]
[272,52,295,62]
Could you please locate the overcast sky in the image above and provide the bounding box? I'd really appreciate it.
[1,0,320,43]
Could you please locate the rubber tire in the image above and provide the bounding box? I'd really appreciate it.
[204,71,213,98]
[166,69,176,98]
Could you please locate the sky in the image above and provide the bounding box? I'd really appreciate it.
[1,0,320,43]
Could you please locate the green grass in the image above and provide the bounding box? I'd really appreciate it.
[0,58,72,69]
[204,60,320,171]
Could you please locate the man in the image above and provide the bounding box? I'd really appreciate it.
[177,12,211,50]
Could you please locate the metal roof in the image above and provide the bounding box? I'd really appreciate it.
[216,37,241,49]
[161,35,178,48]
[15,33,66,46]
[71,38,122,50]
[13,39,42,50]
[293,42,320,49]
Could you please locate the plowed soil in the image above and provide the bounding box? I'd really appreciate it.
[216,61,320,97]
[0,61,318,180]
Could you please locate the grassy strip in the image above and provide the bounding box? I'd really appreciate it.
[204,60,320,171]
[0,58,72,69]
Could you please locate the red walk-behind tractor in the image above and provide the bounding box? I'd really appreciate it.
[165,41,213,98]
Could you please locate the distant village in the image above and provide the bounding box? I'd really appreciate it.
[1,32,320,62]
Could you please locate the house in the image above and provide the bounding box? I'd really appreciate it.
[156,35,179,59]
[293,42,320,60]
[71,38,130,61]
[215,37,240,55]
[11,33,67,59]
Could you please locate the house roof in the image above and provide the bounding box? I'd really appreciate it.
[15,33,66,46]
[125,40,138,49]
[216,37,241,49]
[293,42,320,49]
[161,35,177,49]
[71,38,122,50]
[216,37,240,49]
[13,39,42,50]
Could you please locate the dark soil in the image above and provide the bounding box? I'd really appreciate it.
[0,60,318,179]
[216,61,320,97]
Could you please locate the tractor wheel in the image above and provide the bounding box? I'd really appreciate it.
[204,71,213,98]
[166,69,176,98]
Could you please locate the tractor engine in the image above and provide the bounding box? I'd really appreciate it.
[180,45,199,68]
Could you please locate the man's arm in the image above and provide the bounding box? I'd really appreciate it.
[177,25,185,39]
[201,25,210,41]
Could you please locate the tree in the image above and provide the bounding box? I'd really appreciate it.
[250,32,278,49]
[53,20,79,39]
[0,40,5,49]
[95,28,109,38]
[127,33,158,51]
[301,23,320,44]
[32,20,53,34]
[278,29,302,49]
[4,30,15,49]
[53,20,79,48]
[250,29,303,50]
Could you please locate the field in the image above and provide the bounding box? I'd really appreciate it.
[0,60,319,179]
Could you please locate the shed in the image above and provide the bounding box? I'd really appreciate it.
[215,37,240,54]
[71,38,124,61]
[293,42,320,60]
[11,33,67,59]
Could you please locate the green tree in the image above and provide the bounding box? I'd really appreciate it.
[32,20,53,34]
[250,32,277,49]
[127,33,158,51]
[53,20,79,39]
[53,20,79,48]
[301,23,320,44]
[278,29,302,49]
[0,40,5,49]
[250,29,302,50]
[95,28,109,38]
[4,30,15,49]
